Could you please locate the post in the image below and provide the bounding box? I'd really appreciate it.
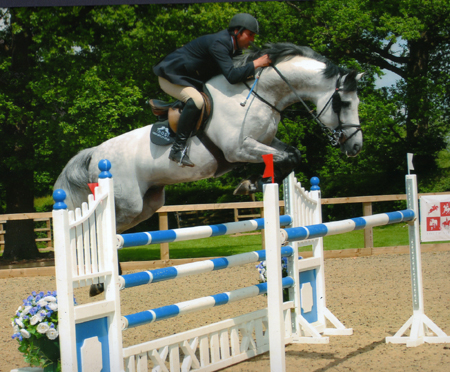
[46,218,52,249]
[362,202,373,250]
[260,208,265,250]
[386,174,450,346]
[264,183,286,372]
[0,221,4,251]
[283,173,301,337]
[159,212,170,260]
[54,160,124,370]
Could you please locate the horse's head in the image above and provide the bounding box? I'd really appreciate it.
[234,43,364,157]
[316,70,363,157]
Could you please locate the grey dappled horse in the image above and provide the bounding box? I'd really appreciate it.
[55,43,364,234]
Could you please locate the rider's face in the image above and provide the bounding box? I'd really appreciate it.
[235,29,256,49]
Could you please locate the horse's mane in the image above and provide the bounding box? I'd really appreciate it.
[234,42,357,91]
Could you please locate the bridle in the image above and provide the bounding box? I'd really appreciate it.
[245,65,362,147]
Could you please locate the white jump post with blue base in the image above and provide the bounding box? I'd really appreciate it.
[282,172,353,343]
[279,172,450,347]
[52,159,123,372]
[47,159,450,372]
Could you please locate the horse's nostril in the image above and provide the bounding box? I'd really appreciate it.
[353,143,361,154]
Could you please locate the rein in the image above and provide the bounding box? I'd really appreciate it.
[245,65,362,146]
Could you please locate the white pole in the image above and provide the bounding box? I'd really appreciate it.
[386,174,450,346]
[264,183,286,372]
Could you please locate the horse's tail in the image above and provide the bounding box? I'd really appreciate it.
[54,147,97,210]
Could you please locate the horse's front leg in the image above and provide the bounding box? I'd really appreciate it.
[269,137,302,183]
[225,136,287,163]
[232,137,301,195]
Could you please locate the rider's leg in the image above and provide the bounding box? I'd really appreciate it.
[169,98,202,166]
[158,78,203,167]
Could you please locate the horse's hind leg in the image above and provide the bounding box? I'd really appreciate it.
[121,186,165,230]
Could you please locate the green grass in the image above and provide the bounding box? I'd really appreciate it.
[118,234,263,262]
[118,223,414,262]
[322,223,410,250]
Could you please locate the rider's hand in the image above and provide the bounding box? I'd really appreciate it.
[253,54,272,69]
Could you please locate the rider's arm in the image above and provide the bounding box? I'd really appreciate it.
[210,39,256,84]
[253,54,272,69]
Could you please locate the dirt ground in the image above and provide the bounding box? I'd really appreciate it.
[1,251,450,372]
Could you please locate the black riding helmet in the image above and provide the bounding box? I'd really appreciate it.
[228,13,259,34]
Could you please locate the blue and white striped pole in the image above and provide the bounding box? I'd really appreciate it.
[119,246,295,289]
[117,215,292,248]
[281,209,415,243]
[121,276,295,330]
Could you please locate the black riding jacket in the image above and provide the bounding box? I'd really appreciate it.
[153,30,255,90]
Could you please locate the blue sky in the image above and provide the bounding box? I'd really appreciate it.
[375,69,401,88]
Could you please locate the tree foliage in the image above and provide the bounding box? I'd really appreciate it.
[0,1,449,258]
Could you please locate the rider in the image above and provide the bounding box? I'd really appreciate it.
[153,13,272,167]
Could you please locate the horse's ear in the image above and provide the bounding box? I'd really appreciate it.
[356,72,364,81]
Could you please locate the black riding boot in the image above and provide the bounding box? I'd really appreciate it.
[169,98,201,167]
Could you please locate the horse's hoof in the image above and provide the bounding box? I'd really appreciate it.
[89,283,104,297]
[233,179,258,195]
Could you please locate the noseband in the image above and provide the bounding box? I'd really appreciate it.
[315,75,362,146]
[266,66,362,147]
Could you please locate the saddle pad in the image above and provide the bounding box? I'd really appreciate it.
[150,121,175,146]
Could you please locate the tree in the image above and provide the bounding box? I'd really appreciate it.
[0,6,151,260]
[1,8,40,260]
[0,3,245,259]
[1,2,449,258]
[283,0,450,190]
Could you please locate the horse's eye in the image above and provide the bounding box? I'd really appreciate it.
[341,101,351,108]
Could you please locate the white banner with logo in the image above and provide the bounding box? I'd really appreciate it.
[420,195,450,242]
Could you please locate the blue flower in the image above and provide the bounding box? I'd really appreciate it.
[32,291,37,296]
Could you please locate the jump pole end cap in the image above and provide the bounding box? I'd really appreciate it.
[53,189,67,210]
[121,316,129,331]
[280,229,288,245]
[98,159,112,179]
[116,234,124,250]
[118,276,125,291]
[310,176,320,191]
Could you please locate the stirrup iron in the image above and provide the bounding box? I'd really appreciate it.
[179,146,189,166]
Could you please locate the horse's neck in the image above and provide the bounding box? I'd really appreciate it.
[258,58,333,110]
